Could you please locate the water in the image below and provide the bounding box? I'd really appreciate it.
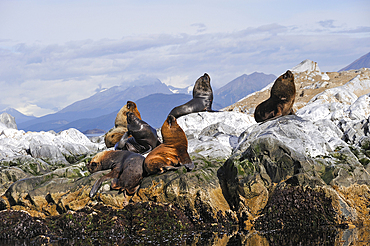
[1,227,369,246]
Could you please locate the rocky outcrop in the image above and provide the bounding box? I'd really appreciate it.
[0,61,370,244]
[223,60,370,115]
[0,113,17,130]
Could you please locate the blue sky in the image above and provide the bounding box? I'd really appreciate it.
[0,0,369,117]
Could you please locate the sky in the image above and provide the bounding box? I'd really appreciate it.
[0,0,369,117]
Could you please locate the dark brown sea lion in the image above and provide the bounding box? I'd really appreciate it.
[254,70,296,123]
[115,112,161,154]
[144,115,194,175]
[169,73,216,118]
[86,150,144,205]
[104,101,142,148]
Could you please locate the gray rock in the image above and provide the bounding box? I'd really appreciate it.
[0,155,51,175]
[0,113,17,129]
[338,116,369,144]
[235,115,337,157]
[0,166,31,195]
[29,141,69,165]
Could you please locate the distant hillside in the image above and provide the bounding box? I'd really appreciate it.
[16,72,279,133]
[50,93,192,132]
[167,85,193,94]
[214,72,276,108]
[59,79,171,114]
[136,93,192,128]
[339,52,370,71]
[18,80,173,132]
[0,108,36,124]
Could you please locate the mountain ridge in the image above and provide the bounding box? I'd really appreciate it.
[339,52,370,71]
[15,72,275,132]
[214,72,276,108]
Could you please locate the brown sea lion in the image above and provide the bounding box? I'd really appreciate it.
[254,70,296,123]
[86,150,145,205]
[104,127,126,148]
[169,73,216,118]
[104,101,142,148]
[115,101,141,128]
[115,112,161,154]
[144,115,194,175]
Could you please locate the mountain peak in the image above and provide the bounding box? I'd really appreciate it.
[291,59,321,74]
[214,72,277,108]
[339,52,370,72]
[0,108,37,124]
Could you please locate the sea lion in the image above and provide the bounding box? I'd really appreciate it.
[104,101,142,148]
[115,112,161,154]
[254,70,296,123]
[104,127,126,148]
[169,73,216,118]
[87,150,145,205]
[115,101,141,128]
[144,115,194,175]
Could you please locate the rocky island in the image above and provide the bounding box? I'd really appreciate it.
[0,60,369,245]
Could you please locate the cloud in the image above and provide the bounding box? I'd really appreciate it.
[318,20,337,28]
[0,23,369,116]
[336,26,370,33]
[191,23,207,33]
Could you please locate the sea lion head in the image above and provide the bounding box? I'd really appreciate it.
[166,114,176,128]
[193,73,213,98]
[115,101,141,128]
[275,70,294,87]
[282,70,294,80]
[126,112,142,131]
[104,127,126,148]
[161,114,187,147]
[270,70,295,101]
[126,101,136,110]
[87,150,124,173]
[86,151,110,173]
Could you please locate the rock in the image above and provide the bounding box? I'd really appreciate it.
[0,166,31,196]
[2,160,93,217]
[235,115,341,157]
[291,59,322,74]
[29,142,69,165]
[0,113,17,130]
[177,111,255,140]
[0,124,104,163]
[338,117,369,144]
[178,111,255,160]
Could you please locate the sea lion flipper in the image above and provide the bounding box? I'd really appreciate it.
[90,178,103,198]
[115,131,130,150]
[89,171,116,198]
[141,145,152,155]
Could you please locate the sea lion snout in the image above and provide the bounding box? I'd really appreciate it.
[127,101,135,109]
[126,112,135,124]
[167,115,176,127]
[283,70,293,79]
[87,161,99,173]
